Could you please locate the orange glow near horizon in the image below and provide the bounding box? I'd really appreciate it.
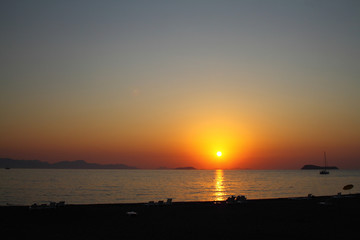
[1,103,358,170]
[181,119,253,169]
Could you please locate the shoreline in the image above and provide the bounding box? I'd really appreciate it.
[2,192,358,207]
[2,193,360,239]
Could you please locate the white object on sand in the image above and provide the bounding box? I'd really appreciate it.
[126,211,137,216]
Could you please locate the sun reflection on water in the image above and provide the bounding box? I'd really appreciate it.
[214,169,227,201]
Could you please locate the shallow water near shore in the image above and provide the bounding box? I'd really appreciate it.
[1,169,359,205]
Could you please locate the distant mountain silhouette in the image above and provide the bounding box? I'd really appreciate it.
[175,166,196,170]
[301,164,339,170]
[0,158,136,169]
[155,166,197,170]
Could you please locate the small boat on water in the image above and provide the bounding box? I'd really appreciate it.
[320,152,329,175]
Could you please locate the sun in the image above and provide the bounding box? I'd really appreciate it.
[216,151,222,157]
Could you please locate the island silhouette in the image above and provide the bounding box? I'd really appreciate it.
[301,164,339,170]
[0,158,136,169]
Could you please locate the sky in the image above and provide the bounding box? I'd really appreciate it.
[1,0,360,169]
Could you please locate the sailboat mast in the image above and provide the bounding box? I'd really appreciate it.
[320,151,330,174]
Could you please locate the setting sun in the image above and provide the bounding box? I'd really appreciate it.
[217,151,222,157]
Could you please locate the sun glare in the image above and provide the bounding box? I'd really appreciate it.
[216,151,222,157]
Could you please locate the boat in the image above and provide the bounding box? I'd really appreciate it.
[320,152,329,175]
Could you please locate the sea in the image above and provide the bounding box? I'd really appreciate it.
[1,169,359,206]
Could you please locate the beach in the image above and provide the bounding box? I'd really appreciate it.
[1,194,359,239]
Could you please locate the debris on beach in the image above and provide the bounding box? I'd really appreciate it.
[226,195,247,204]
[126,211,137,216]
[29,201,65,210]
[146,198,172,206]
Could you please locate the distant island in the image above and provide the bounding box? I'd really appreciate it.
[0,158,137,169]
[156,166,197,170]
[301,165,339,170]
[175,167,196,170]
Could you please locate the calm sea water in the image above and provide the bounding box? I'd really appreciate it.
[1,169,359,205]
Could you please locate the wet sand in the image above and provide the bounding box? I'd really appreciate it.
[1,194,359,239]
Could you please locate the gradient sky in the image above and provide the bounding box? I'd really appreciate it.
[1,0,360,169]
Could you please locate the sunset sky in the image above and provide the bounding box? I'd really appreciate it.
[1,0,360,169]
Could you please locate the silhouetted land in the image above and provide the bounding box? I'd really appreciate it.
[0,158,136,169]
[1,194,360,239]
[175,166,196,170]
[156,166,197,170]
[301,165,339,170]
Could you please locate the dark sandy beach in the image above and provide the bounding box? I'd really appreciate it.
[1,194,359,240]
